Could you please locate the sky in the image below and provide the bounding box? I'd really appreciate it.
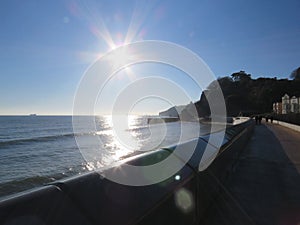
[0,0,299,115]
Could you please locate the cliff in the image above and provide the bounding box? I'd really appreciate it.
[164,71,300,119]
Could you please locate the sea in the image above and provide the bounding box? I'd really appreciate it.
[0,115,216,198]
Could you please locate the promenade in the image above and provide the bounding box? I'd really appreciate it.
[203,122,300,225]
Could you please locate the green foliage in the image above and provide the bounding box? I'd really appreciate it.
[231,70,251,82]
[290,67,300,80]
[194,71,300,117]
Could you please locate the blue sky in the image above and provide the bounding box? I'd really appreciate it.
[0,0,299,115]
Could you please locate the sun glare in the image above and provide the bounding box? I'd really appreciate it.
[112,47,129,66]
[67,1,157,66]
[106,45,136,80]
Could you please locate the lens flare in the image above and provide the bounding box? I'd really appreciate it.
[175,188,194,213]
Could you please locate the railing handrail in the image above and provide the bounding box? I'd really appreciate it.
[0,118,255,225]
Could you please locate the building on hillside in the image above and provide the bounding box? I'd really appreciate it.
[291,96,299,113]
[273,102,282,114]
[282,94,290,114]
[273,94,300,114]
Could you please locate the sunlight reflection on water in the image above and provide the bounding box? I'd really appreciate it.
[80,115,213,171]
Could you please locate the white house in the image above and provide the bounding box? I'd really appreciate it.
[274,94,300,114]
[282,94,290,114]
[291,96,299,113]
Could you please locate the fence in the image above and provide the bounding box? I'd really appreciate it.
[0,119,254,225]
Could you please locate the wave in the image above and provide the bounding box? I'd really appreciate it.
[0,166,89,198]
[0,173,69,198]
[126,121,178,131]
[0,132,95,147]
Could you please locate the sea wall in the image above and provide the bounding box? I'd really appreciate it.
[273,120,300,133]
[0,119,254,225]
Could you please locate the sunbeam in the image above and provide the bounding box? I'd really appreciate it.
[67,0,160,54]
[125,0,156,44]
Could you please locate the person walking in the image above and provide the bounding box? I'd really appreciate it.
[255,115,259,125]
[258,115,262,125]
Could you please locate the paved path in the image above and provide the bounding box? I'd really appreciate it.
[203,123,300,225]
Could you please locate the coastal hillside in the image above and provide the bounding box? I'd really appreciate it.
[196,70,300,116]
[169,69,300,118]
[159,105,186,117]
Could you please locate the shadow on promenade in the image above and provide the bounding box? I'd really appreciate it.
[202,124,300,225]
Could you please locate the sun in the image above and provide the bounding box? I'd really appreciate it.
[107,44,136,73]
[112,46,129,67]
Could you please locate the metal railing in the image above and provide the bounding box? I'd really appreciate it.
[0,119,254,225]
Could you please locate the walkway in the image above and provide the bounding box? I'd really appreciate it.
[203,122,300,225]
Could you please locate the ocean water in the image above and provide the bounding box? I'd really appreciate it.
[0,115,215,198]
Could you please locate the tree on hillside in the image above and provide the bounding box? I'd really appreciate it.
[188,70,300,118]
[231,71,251,82]
[290,67,300,80]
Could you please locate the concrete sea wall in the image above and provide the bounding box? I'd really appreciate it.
[273,120,300,133]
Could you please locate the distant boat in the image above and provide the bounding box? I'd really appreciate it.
[29,114,37,117]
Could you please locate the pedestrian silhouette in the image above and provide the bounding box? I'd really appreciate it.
[258,115,262,125]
